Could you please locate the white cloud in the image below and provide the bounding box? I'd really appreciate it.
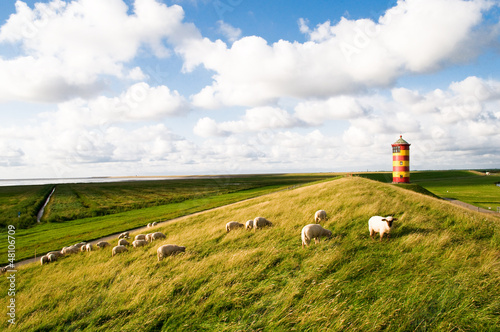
[0,0,189,102]
[40,82,190,128]
[194,106,304,137]
[216,20,242,43]
[178,0,496,108]
[294,96,370,125]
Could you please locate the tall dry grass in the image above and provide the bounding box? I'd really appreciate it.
[1,177,499,331]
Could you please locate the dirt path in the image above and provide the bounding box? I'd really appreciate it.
[443,198,499,215]
[11,188,276,268]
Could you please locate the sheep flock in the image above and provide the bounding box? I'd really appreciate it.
[36,210,398,268]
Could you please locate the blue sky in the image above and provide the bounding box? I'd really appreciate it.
[0,0,499,179]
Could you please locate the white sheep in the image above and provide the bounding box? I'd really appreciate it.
[48,253,57,262]
[301,224,332,248]
[152,222,157,227]
[96,241,110,249]
[62,246,79,255]
[112,245,128,257]
[245,219,253,230]
[85,243,93,252]
[157,244,186,262]
[368,216,398,241]
[47,251,64,258]
[132,239,148,248]
[40,255,49,265]
[145,233,153,242]
[80,245,87,252]
[151,232,166,241]
[147,223,152,228]
[314,210,328,223]
[118,232,130,239]
[118,239,130,246]
[135,234,146,241]
[226,221,244,232]
[253,217,272,230]
[74,242,87,249]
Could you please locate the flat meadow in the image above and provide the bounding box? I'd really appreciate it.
[0,176,498,331]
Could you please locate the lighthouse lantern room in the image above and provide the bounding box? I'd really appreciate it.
[392,135,410,183]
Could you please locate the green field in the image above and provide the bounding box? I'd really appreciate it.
[358,170,500,211]
[0,174,338,263]
[1,176,498,331]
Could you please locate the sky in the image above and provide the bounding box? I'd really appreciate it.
[0,0,499,179]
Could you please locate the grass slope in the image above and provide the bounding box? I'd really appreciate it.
[1,177,499,331]
[0,174,338,263]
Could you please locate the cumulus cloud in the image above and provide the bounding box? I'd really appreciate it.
[216,20,242,43]
[194,106,305,137]
[178,0,496,108]
[40,82,190,128]
[0,0,189,102]
[294,96,370,125]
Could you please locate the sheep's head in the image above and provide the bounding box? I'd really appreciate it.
[382,216,398,227]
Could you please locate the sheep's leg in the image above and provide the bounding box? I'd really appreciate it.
[370,230,375,240]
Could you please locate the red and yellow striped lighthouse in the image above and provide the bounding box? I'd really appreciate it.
[392,135,410,183]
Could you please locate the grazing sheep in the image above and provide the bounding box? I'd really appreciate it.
[245,219,253,230]
[62,246,79,255]
[48,253,57,262]
[135,234,146,241]
[314,210,328,223]
[85,243,93,252]
[74,242,86,249]
[96,241,110,249]
[301,224,332,248]
[145,233,153,242]
[151,232,166,241]
[112,245,128,257]
[253,217,272,230]
[369,216,397,241]
[40,255,49,265]
[118,232,129,239]
[157,244,186,262]
[118,239,130,246]
[0,266,7,273]
[133,239,148,248]
[47,251,64,258]
[147,223,152,228]
[226,221,244,232]
[152,222,157,227]
[80,245,87,252]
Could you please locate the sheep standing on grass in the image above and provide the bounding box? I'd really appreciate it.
[47,251,64,258]
[96,241,110,249]
[314,210,328,223]
[245,220,253,230]
[118,239,130,246]
[40,255,49,265]
[135,234,146,241]
[80,245,87,252]
[85,243,93,252]
[301,224,332,248]
[152,222,158,227]
[368,216,398,241]
[118,232,129,239]
[151,232,166,241]
[133,239,148,248]
[226,221,244,232]
[62,246,79,255]
[146,233,153,242]
[157,245,186,262]
[253,217,272,230]
[48,253,57,262]
[147,223,152,228]
[112,245,128,257]
[74,242,86,249]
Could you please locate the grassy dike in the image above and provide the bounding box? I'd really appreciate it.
[1,177,499,331]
